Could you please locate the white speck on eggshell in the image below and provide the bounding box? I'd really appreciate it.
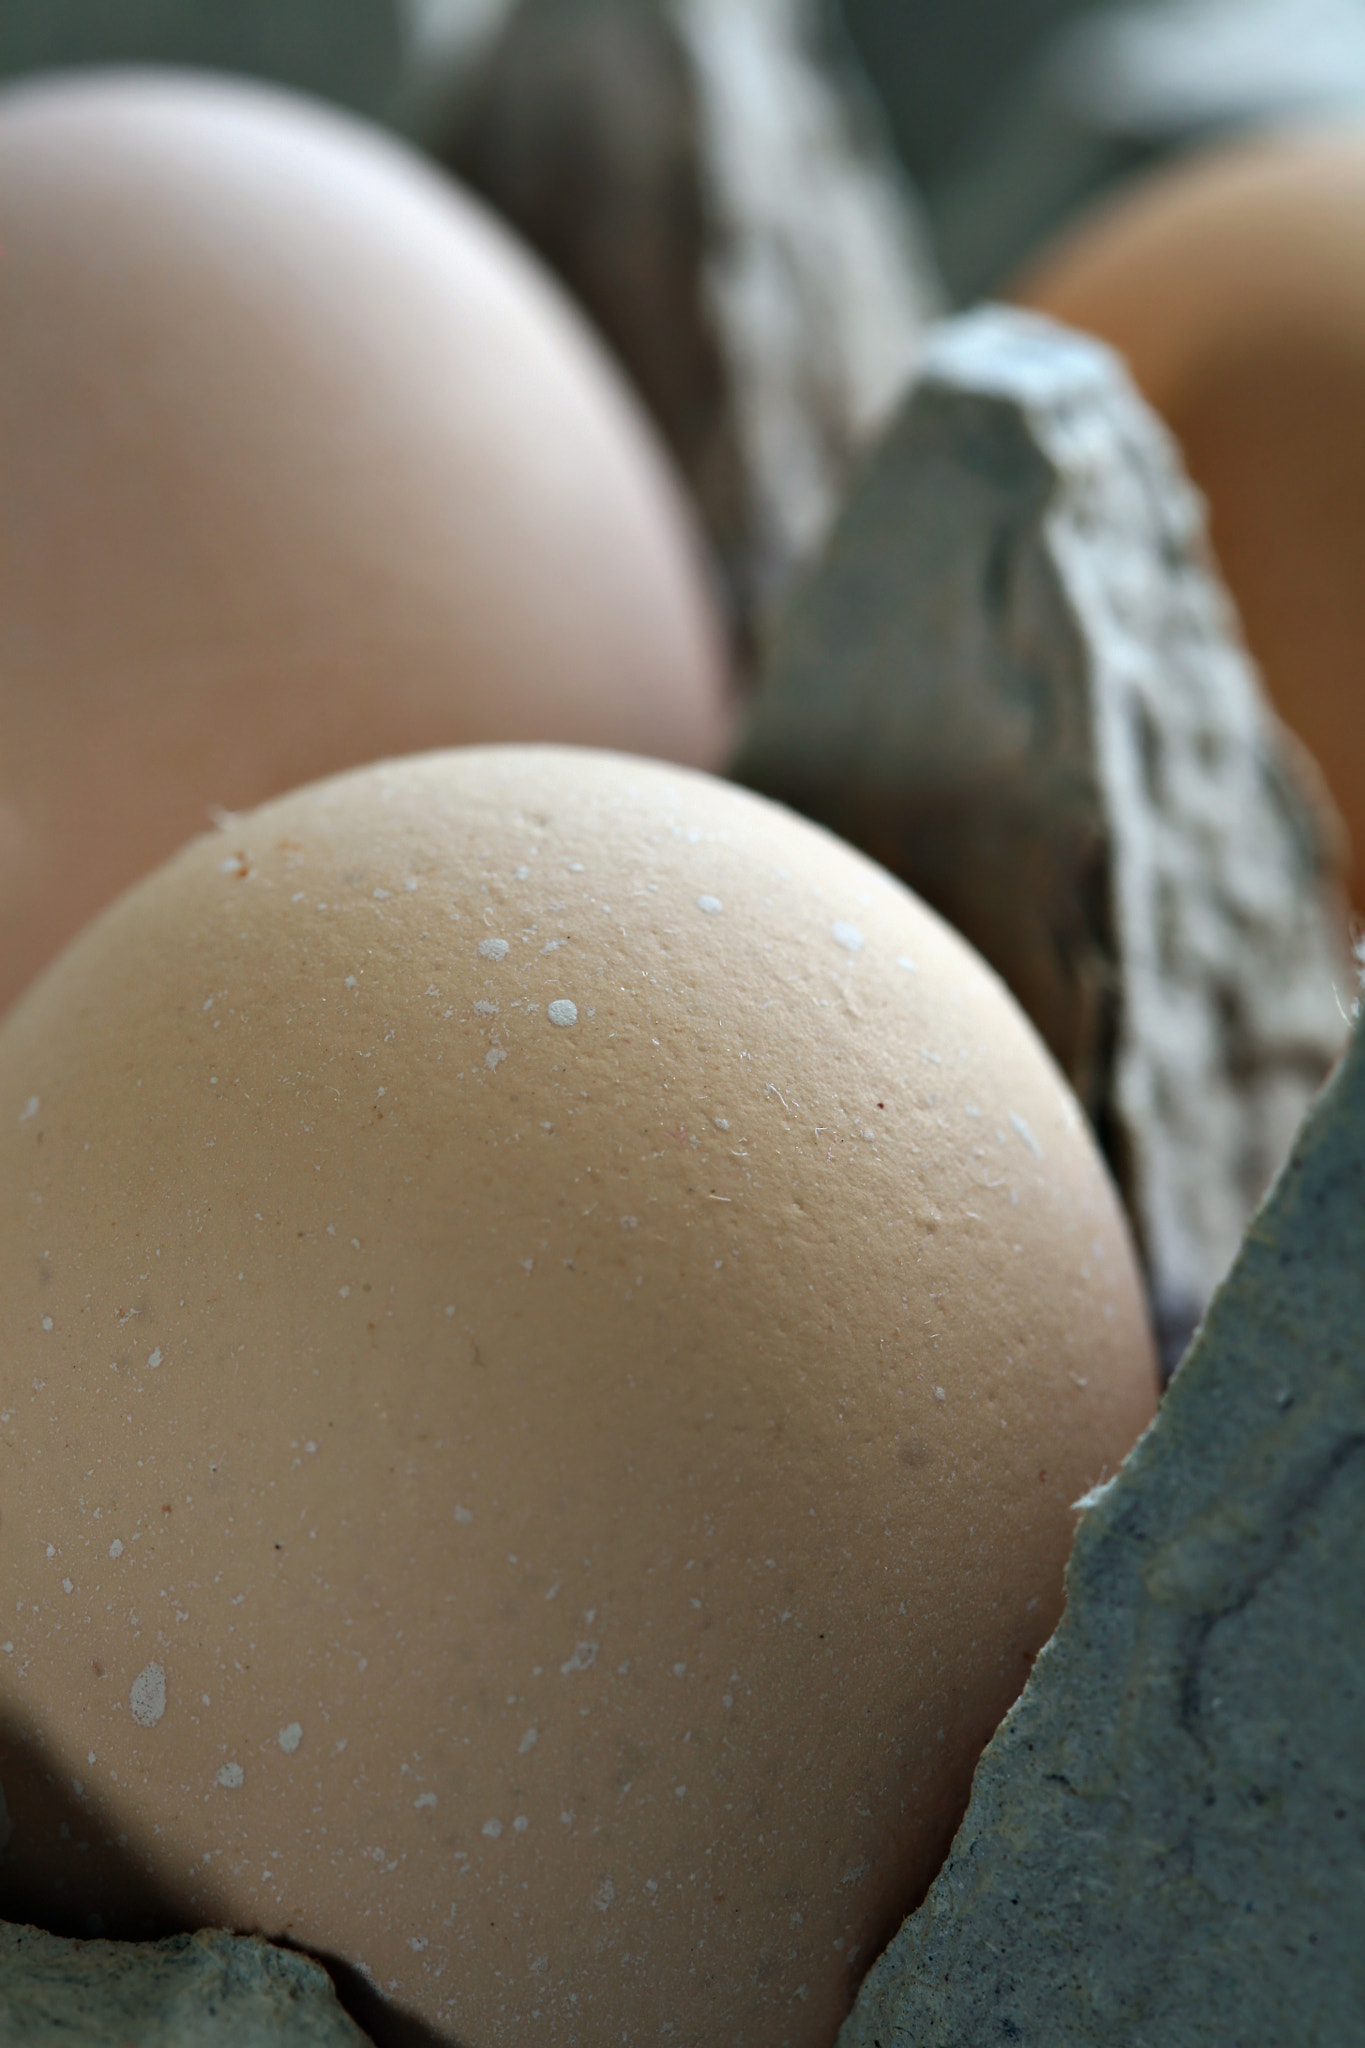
[129,1662,166,1728]
[1010,1113,1044,1160]
[278,1722,303,1754]
[108,1540,123,1559]
[696,895,722,916]
[478,938,510,961]
[485,1046,507,1071]
[217,1762,244,1789]
[18,1096,39,1124]
[482,1818,504,1839]
[560,1641,598,1675]
[147,1348,162,1370]
[414,1792,437,1809]
[518,1727,538,1754]
[832,922,864,953]
[547,1000,578,1028]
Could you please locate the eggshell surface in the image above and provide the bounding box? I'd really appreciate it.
[1014,131,1365,904]
[0,747,1157,2046]
[0,73,731,1016]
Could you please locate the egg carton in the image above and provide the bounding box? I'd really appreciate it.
[839,980,1365,2046]
[732,302,1355,1379]
[0,1921,366,2046]
[402,0,942,654]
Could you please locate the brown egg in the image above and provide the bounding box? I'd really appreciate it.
[0,72,732,1018]
[0,748,1157,2046]
[1013,129,1365,904]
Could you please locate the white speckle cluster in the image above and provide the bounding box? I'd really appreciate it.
[217,1762,245,1789]
[547,999,578,1028]
[129,1662,166,1728]
[277,1722,303,1754]
[478,937,510,961]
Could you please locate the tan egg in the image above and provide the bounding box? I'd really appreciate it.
[1013,129,1365,905]
[0,748,1157,2047]
[0,72,732,1018]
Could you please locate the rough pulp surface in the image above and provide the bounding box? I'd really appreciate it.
[733,305,1352,1369]
[838,998,1365,2047]
[414,0,940,647]
[0,1921,372,2046]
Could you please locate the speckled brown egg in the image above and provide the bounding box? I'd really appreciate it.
[0,747,1157,2046]
[1013,130,1365,904]
[0,72,731,1018]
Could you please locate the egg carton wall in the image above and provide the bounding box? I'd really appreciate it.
[840,991,1365,2045]
[732,303,1355,1376]
[0,1923,369,2047]
[406,0,943,657]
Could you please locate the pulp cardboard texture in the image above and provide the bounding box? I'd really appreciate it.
[733,305,1352,1374]
[0,1922,370,2047]
[424,0,940,645]
[840,1003,1365,2046]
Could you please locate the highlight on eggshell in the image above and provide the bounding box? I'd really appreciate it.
[1013,128,1365,906]
[0,69,733,1019]
[0,745,1159,2047]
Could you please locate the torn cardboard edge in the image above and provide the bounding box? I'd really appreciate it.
[732,304,1354,1375]
[839,997,1365,2045]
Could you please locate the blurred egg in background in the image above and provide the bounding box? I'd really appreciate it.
[1015,130,1365,907]
[0,64,732,1017]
